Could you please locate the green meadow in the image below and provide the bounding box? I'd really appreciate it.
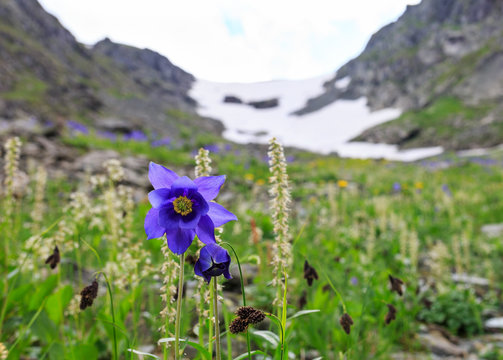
[1,133,503,360]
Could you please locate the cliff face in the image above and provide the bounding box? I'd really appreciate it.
[0,0,221,138]
[295,0,503,150]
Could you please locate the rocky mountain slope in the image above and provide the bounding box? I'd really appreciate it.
[0,0,221,139]
[295,0,503,150]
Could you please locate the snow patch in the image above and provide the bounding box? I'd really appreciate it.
[190,76,444,161]
[335,76,351,89]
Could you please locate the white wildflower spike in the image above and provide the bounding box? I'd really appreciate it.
[3,136,22,223]
[30,165,47,232]
[104,158,125,183]
[0,342,8,360]
[194,148,215,324]
[268,137,292,307]
[195,148,212,178]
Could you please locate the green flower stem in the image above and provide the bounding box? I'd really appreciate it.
[174,253,185,360]
[223,307,232,360]
[102,273,118,360]
[198,295,205,347]
[208,281,214,357]
[213,278,221,360]
[265,312,285,360]
[221,242,251,360]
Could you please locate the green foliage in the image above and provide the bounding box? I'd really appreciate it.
[418,290,483,336]
[3,73,47,104]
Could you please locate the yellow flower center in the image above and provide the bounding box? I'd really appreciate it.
[173,196,193,216]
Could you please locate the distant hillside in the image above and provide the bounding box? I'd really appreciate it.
[295,0,503,150]
[0,0,222,138]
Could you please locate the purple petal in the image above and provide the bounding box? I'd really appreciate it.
[223,269,232,280]
[165,228,195,255]
[197,247,213,272]
[205,243,231,264]
[149,162,179,189]
[148,188,172,208]
[144,208,165,239]
[190,192,209,216]
[207,202,237,227]
[179,211,202,230]
[194,176,226,201]
[171,176,198,196]
[158,205,180,230]
[195,215,216,245]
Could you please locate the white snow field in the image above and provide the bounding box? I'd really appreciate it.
[190,76,443,161]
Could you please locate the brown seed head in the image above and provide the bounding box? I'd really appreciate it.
[80,279,99,310]
[236,306,255,319]
[340,313,354,335]
[298,290,307,309]
[389,275,404,296]
[303,260,319,287]
[247,309,266,324]
[385,304,397,325]
[45,246,60,270]
[229,317,249,334]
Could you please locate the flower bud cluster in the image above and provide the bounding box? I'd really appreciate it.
[268,138,292,306]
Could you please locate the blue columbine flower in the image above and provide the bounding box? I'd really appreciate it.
[144,162,237,254]
[194,243,232,283]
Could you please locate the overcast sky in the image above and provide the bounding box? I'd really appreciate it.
[39,0,421,83]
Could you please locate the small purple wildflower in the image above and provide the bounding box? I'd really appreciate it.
[194,243,232,283]
[97,130,117,141]
[67,120,88,134]
[441,184,452,197]
[203,144,220,153]
[392,182,401,193]
[144,162,237,254]
[350,276,358,286]
[124,130,148,142]
[151,137,171,148]
[224,144,232,152]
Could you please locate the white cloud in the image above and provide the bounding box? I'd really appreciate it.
[38,0,420,82]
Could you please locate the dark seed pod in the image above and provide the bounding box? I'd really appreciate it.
[236,306,255,319]
[389,275,404,296]
[80,279,99,310]
[247,309,265,324]
[45,246,60,270]
[298,290,307,309]
[340,313,354,335]
[229,317,249,334]
[303,260,319,287]
[385,304,397,325]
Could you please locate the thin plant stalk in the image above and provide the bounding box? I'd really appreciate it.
[198,296,205,347]
[208,282,214,356]
[265,312,285,360]
[102,273,118,360]
[221,242,251,360]
[223,307,232,360]
[174,253,185,360]
[213,278,221,360]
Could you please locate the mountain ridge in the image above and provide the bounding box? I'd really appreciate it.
[0,0,222,139]
[294,0,503,150]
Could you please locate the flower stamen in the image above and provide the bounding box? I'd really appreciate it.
[173,196,193,216]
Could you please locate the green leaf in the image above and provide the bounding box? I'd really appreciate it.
[233,350,270,360]
[71,344,99,360]
[288,309,320,320]
[251,330,280,347]
[29,274,58,310]
[158,338,212,360]
[128,349,160,359]
[45,285,73,324]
